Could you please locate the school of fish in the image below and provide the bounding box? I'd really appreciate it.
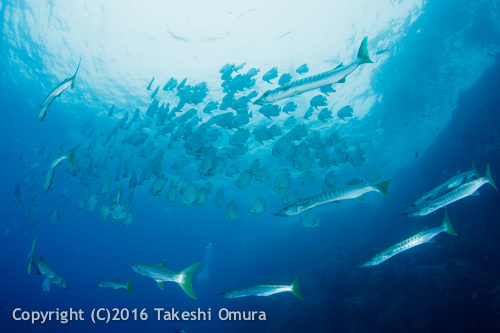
[9,36,497,299]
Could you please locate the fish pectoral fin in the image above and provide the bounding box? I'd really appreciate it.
[471,190,480,196]
[157,281,164,290]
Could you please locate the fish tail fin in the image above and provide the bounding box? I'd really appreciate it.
[126,278,135,296]
[357,37,373,64]
[376,179,393,197]
[28,237,37,274]
[485,163,497,191]
[179,261,203,299]
[290,272,303,300]
[442,210,458,236]
[472,161,481,178]
[66,145,80,166]
[71,54,82,89]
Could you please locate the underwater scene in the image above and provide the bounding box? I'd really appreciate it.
[1,0,500,332]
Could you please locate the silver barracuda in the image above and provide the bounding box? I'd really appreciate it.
[39,55,82,121]
[218,273,303,299]
[253,37,372,105]
[131,260,203,299]
[404,164,478,215]
[360,210,457,267]
[44,145,80,193]
[98,278,135,296]
[28,237,69,291]
[275,179,392,216]
[405,164,497,217]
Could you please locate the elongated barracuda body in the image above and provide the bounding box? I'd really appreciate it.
[132,260,203,299]
[39,55,82,121]
[253,37,372,105]
[43,145,80,193]
[218,273,303,299]
[275,179,392,216]
[360,211,457,267]
[406,164,497,217]
[404,164,477,215]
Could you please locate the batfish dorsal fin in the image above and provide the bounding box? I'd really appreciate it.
[159,260,167,268]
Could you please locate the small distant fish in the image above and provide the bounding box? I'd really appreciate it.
[319,84,336,95]
[40,55,82,121]
[28,238,69,292]
[376,49,389,55]
[151,86,160,98]
[218,273,303,299]
[282,102,297,114]
[262,67,278,83]
[278,73,292,86]
[300,213,320,228]
[98,278,135,296]
[254,37,372,105]
[275,179,393,216]
[249,198,266,216]
[147,77,155,90]
[337,105,354,120]
[225,200,239,221]
[132,260,203,299]
[318,108,333,122]
[214,188,224,207]
[108,104,115,117]
[310,95,327,110]
[360,210,457,267]
[296,64,309,75]
[43,145,79,193]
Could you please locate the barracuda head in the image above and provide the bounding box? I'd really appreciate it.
[359,254,386,268]
[274,205,300,216]
[57,279,69,289]
[217,291,234,298]
[131,263,144,275]
[403,203,433,217]
[254,90,277,105]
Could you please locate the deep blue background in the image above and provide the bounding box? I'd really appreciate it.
[1,0,500,332]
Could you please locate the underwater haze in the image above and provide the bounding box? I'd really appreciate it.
[1,0,500,332]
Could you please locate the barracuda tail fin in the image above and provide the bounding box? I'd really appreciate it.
[71,54,82,89]
[66,145,80,166]
[442,210,458,236]
[126,278,135,296]
[485,163,497,191]
[179,261,203,299]
[28,237,37,274]
[377,179,393,197]
[290,272,303,300]
[357,37,373,64]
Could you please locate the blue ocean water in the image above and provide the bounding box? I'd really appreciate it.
[1,0,500,332]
